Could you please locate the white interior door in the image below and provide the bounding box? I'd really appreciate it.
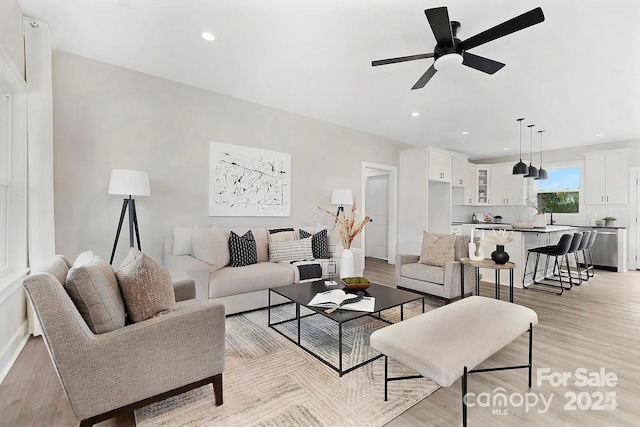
[366,174,389,260]
[636,170,640,269]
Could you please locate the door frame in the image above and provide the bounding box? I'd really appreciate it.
[629,167,639,270]
[361,162,398,264]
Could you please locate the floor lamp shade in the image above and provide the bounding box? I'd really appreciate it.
[331,189,353,206]
[108,169,150,197]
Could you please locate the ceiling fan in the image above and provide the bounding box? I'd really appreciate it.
[372,6,545,89]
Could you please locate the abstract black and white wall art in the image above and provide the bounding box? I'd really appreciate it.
[209,142,291,216]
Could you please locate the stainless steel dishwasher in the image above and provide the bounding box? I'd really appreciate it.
[588,228,618,270]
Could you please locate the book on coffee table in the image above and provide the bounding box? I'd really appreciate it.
[308,289,375,312]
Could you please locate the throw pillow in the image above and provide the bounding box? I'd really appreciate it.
[172,226,193,256]
[269,237,315,262]
[268,228,297,243]
[299,229,329,259]
[419,232,456,267]
[64,250,126,334]
[115,248,176,323]
[229,230,258,267]
[191,224,230,271]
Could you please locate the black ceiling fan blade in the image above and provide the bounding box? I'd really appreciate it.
[372,53,434,67]
[460,7,545,51]
[462,52,505,74]
[425,7,454,48]
[411,64,437,90]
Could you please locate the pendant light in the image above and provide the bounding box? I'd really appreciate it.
[512,118,527,175]
[535,130,548,180]
[524,124,539,178]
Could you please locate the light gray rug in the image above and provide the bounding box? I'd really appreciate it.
[135,301,438,426]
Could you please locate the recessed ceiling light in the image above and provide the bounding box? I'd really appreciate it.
[461,131,469,135]
[202,32,215,41]
[595,133,604,136]
[503,147,510,151]
[410,112,420,117]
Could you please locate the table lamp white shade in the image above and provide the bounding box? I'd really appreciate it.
[108,169,150,197]
[330,189,353,206]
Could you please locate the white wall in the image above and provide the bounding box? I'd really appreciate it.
[52,51,409,266]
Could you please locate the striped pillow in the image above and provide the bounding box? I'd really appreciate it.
[229,230,258,267]
[269,237,314,262]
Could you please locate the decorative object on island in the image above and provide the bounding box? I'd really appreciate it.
[603,216,617,226]
[525,196,547,228]
[468,228,485,261]
[108,169,150,264]
[482,229,513,264]
[511,221,535,229]
[341,276,372,291]
[524,124,539,179]
[534,130,548,180]
[595,219,605,227]
[512,118,528,175]
[320,199,370,278]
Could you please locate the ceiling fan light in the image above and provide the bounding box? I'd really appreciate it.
[525,164,539,179]
[513,161,528,175]
[433,53,463,71]
[535,168,548,180]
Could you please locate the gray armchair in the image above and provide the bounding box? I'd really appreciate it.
[396,234,475,303]
[24,255,226,427]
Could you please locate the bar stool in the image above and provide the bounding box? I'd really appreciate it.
[575,231,591,281]
[559,232,584,286]
[584,230,598,278]
[523,233,573,295]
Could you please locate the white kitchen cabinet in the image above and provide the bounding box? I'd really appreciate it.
[489,164,525,205]
[452,154,469,188]
[475,167,490,205]
[463,163,476,205]
[428,148,452,183]
[584,150,629,204]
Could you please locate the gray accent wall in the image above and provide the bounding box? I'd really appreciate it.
[52,51,408,266]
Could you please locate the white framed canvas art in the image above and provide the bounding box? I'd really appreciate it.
[209,142,291,216]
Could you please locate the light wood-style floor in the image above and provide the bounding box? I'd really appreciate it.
[2,258,639,426]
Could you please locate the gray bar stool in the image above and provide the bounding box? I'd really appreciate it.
[523,233,573,295]
[584,230,598,278]
[575,231,591,281]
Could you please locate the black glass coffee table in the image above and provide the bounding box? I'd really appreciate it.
[268,280,424,376]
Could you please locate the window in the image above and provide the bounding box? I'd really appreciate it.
[0,91,9,271]
[536,166,580,214]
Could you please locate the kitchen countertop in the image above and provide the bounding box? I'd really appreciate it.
[452,222,626,230]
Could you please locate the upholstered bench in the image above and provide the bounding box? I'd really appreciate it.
[370,296,538,427]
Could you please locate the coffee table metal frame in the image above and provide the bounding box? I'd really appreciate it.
[268,281,424,377]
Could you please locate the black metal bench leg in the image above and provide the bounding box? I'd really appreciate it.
[528,324,533,388]
[384,356,388,401]
[462,366,468,427]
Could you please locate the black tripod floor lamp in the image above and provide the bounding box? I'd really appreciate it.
[108,169,150,264]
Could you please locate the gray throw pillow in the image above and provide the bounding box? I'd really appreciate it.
[65,250,126,334]
[115,248,176,323]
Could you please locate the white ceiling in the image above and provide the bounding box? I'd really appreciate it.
[18,0,640,159]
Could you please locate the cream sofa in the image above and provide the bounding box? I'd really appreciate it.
[396,234,474,303]
[164,226,364,315]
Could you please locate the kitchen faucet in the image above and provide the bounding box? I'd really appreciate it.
[547,209,555,225]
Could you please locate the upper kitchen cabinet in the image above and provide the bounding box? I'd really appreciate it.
[490,164,525,205]
[428,148,452,183]
[475,166,490,205]
[583,150,629,205]
[452,153,469,187]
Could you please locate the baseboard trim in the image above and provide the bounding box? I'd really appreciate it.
[0,320,29,383]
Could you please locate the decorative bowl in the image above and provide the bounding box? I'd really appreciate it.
[510,221,535,229]
[595,219,605,227]
[341,277,371,291]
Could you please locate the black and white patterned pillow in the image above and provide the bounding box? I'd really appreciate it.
[229,230,258,267]
[269,237,314,262]
[300,229,329,259]
[268,227,296,243]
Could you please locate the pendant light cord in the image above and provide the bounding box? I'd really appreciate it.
[528,124,535,160]
[517,118,525,160]
[538,130,545,164]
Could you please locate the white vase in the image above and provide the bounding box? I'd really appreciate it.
[468,242,485,261]
[533,213,546,228]
[340,248,355,279]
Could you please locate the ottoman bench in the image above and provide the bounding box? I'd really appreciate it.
[370,296,538,426]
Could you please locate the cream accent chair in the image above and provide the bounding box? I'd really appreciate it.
[23,255,225,427]
[396,234,474,303]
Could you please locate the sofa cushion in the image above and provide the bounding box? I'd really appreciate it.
[268,237,314,262]
[229,230,258,267]
[115,248,176,323]
[419,232,455,267]
[34,255,70,285]
[172,226,193,256]
[401,262,446,285]
[191,224,230,271]
[64,250,126,334]
[268,228,296,243]
[230,228,269,262]
[208,263,295,298]
[300,229,329,259]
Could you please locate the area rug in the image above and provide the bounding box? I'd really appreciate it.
[135,300,438,426]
